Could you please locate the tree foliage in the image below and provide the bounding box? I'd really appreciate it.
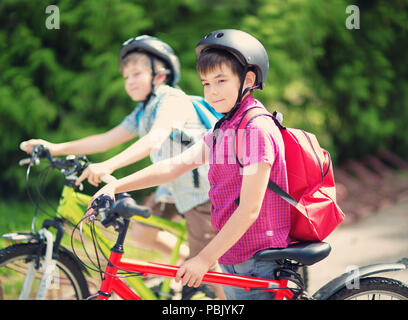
[0,0,407,199]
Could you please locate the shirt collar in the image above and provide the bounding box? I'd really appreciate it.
[137,84,170,109]
[228,93,257,123]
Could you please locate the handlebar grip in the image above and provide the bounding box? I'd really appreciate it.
[19,158,32,166]
[112,197,152,219]
[101,174,117,184]
[133,207,152,219]
[98,196,151,230]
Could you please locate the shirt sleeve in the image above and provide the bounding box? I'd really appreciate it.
[120,103,143,135]
[240,117,278,168]
[153,93,192,132]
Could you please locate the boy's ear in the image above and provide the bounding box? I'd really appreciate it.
[154,72,168,85]
[243,71,256,89]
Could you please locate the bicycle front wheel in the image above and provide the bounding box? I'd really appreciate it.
[328,277,408,300]
[0,243,90,300]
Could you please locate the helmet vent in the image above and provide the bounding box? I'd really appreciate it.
[215,32,224,38]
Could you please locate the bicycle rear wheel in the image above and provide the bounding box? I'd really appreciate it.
[327,277,408,300]
[0,243,90,300]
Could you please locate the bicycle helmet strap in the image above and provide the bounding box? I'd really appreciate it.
[141,55,158,109]
[213,65,258,142]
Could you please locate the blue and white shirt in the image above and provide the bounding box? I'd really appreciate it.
[121,85,211,213]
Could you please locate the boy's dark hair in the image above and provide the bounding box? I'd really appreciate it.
[196,48,245,78]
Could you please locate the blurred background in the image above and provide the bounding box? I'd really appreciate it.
[0,0,408,229]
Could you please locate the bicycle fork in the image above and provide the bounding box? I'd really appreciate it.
[17,218,65,300]
[19,228,57,300]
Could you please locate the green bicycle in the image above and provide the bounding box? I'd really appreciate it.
[0,145,190,300]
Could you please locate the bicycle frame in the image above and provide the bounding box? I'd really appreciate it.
[97,254,294,300]
[57,184,188,300]
[96,220,294,300]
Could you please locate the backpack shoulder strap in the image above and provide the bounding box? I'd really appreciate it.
[233,108,307,214]
[189,95,223,129]
[234,107,278,167]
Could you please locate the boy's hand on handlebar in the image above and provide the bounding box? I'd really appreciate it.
[20,139,56,155]
[86,184,116,222]
[76,162,113,187]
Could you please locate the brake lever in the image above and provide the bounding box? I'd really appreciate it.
[18,145,44,167]
[21,144,52,167]
[91,194,114,212]
[19,158,35,166]
[85,194,113,224]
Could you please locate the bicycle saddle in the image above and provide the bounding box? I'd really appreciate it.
[254,242,331,266]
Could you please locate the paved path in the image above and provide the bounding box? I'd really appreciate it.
[308,198,408,295]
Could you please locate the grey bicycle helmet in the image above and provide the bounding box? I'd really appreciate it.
[120,35,181,86]
[195,29,269,89]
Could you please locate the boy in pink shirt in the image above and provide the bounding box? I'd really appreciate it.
[90,29,291,299]
[203,93,290,266]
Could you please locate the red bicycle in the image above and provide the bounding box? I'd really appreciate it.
[74,194,408,301]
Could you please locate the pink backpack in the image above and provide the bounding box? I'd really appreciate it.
[234,107,345,242]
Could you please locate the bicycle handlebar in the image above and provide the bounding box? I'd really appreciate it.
[19,144,115,185]
[91,194,152,231]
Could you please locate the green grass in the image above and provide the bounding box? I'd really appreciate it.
[0,201,41,248]
[0,201,44,231]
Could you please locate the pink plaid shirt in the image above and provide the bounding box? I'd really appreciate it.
[203,94,291,265]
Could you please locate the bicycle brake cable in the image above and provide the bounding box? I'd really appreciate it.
[90,220,105,281]
[70,213,138,278]
[24,162,40,233]
[70,210,101,273]
[35,165,58,218]
[70,209,129,276]
[90,222,140,277]
[26,163,59,231]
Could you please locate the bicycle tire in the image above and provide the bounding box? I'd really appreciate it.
[0,243,90,300]
[327,276,408,300]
